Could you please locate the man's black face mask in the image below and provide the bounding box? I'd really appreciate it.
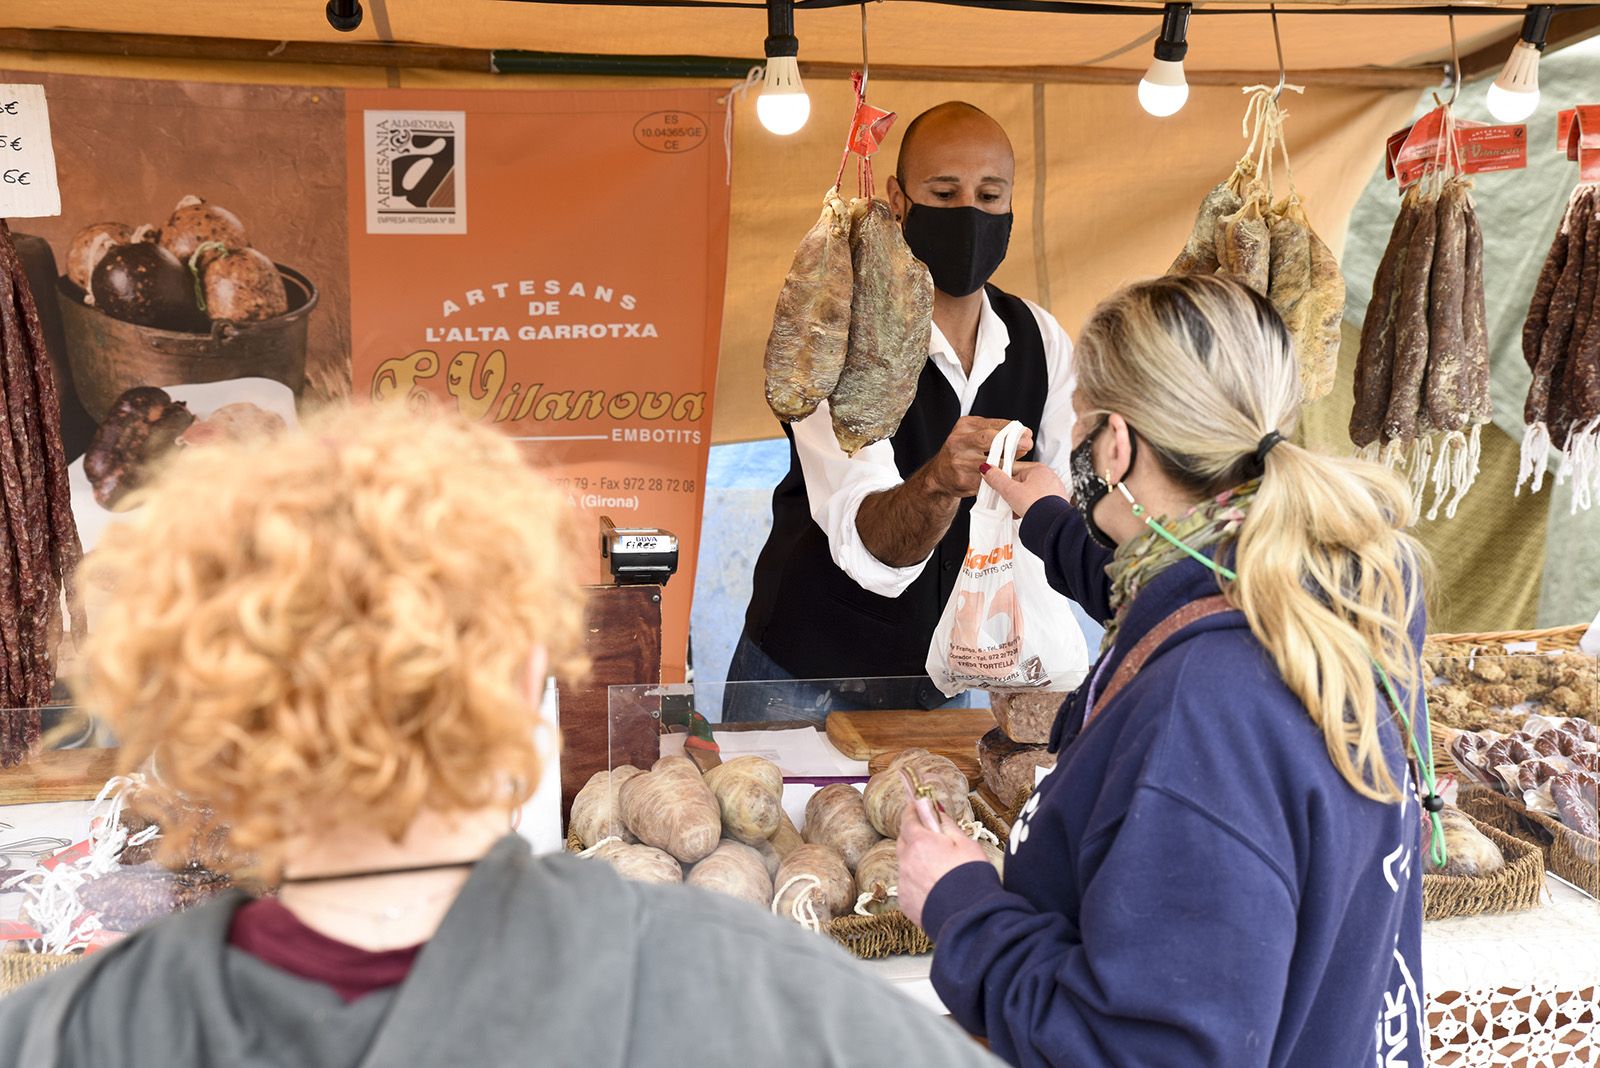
[901,203,1013,298]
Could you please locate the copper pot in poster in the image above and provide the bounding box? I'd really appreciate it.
[56,265,317,423]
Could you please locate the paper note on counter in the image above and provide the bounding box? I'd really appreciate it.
[659,726,869,778]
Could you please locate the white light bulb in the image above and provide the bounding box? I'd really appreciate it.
[1486,40,1541,124]
[1138,58,1189,117]
[758,55,811,135]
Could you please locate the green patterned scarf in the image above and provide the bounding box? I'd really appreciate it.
[1101,480,1259,652]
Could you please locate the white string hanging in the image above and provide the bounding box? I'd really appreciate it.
[575,834,625,858]
[1556,414,1600,513]
[718,65,764,186]
[853,884,898,917]
[3,775,157,955]
[771,872,825,932]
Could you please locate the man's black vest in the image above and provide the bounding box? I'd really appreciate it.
[741,286,1049,708]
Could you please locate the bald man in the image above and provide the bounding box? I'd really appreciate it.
[727,102,1081,721]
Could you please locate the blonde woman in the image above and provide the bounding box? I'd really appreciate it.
[896,276,1431,1068]
[0,406,1000,1068]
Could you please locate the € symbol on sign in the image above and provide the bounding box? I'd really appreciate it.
[0,137,17,151]
[0,102,16,115]
[2,170,29,185]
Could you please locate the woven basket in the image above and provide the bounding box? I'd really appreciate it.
[0,952,78,996]
[1457,786,1598,899]
[1524,807,1599,898]
[1456,785,1546,842]
[1420,814,1545,920]
[825,910,931,959]
[565,832,932,959]
[1427,623,1588,656]
[1432,724,1463,779]
[1424,624,1596,770]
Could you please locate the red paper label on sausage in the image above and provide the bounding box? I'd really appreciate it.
[1456,124,1528,175]
[1559,105,1600,182]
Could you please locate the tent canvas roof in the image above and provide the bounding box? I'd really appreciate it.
[6,1,1596,79]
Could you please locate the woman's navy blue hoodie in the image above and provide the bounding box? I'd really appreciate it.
[923,497,1426,1068]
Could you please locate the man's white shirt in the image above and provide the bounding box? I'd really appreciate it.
[788,291,1076,598]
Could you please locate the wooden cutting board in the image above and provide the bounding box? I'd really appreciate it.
[0,748,119,805]
[825,709,993,780]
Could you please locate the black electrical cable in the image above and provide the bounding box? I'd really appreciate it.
[491,0,1596,16]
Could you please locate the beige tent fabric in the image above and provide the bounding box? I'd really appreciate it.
[2,1,1523,74]
[1300,323,1547,632]
[1,45,1418,442]
[718,79,1416,441]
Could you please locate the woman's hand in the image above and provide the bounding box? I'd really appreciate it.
[895,799,990,930]
[981,461,1069,519]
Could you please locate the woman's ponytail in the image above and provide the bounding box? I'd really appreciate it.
[1234,444,1422,802]
[1075,275,1427,802]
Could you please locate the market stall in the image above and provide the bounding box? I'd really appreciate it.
[0,1,1594,1064]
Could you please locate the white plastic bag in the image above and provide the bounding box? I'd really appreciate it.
[926,420,1088,697]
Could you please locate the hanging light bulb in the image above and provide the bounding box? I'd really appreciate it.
[1139,3,1193,118]
[1486,6,1554,123]
[759,0,810,136]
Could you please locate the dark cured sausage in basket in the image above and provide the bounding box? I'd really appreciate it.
[1550,771,1599,840]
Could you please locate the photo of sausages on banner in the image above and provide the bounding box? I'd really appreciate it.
[346,87,730,682]
[1,72,350,561]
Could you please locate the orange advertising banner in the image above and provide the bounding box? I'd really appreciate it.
[345,88,731,681]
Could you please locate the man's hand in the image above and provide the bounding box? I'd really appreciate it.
[981,460,1069,519]
[856,418,1035,568]
[928,417,1034,499]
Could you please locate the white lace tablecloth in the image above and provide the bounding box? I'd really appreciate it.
[1424,876,1599,1067]
[858,876,1600,1066]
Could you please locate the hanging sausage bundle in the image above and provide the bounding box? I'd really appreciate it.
[763,80,934,455]
[1349,110,1492,521]
[1171,87,1345,403]
[0,222,86,766]
[1517,183,1600,511]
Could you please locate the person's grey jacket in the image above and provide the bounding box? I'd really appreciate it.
[0,835,999,1067]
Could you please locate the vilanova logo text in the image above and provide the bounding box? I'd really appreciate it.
[373,349,705,427]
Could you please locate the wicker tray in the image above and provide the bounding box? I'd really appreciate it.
[1457,785,1598,899]
[565,832,932,959]
[1424,624,1596,770]
[1421,814,1546,920]
[1427,623,1588,656]
[0,952,78,996]
[1432,724,1463,779]
[1525,806,1599,898]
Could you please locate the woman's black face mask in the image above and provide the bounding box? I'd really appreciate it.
[1069,418,1138,550]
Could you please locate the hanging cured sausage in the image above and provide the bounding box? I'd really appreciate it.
[761,80,934,454]
[0,222,86,766]
[763,192,853,423]
[1517,182,1600,511]
[1170,88,1345,404]
[1349,139,1492,521]
[829,198,933,456]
